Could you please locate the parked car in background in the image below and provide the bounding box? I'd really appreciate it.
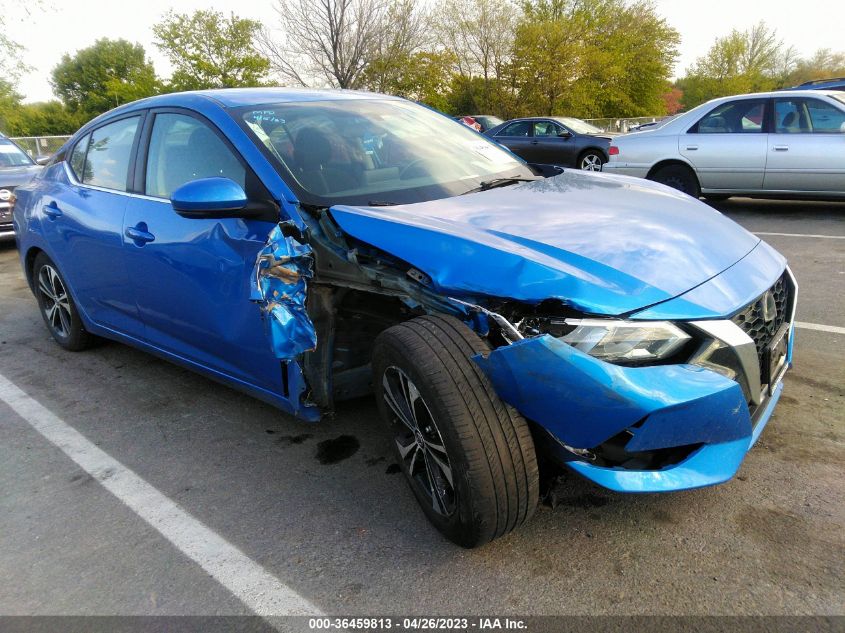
[455,115,482,132]
[789,77,845,92]
[0,136,42,242]
[485,117,612,171]
[603,90,845,200]
[14,88,796,547]
[461,115,503,133]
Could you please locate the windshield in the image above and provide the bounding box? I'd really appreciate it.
[554,117,604,134]
[0,139,35,167]
[237,99,532,206]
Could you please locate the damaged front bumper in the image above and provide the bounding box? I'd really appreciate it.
[473,332,789,493]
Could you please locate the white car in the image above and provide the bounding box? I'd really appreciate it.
[602,90,845,200]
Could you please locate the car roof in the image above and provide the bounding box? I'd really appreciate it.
[77,87,405,135]
[708,89,843,101]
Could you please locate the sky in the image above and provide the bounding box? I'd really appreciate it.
[4,0,845,104]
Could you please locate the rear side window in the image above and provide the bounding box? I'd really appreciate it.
[69,135,90,180]
[497,121,532,137]
[83,117,140,191]
[804,99,845,133]
[693,99,767,134]
[144,113,246,199]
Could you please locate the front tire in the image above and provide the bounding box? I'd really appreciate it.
[578,150,606,171]
[650,164,701,198]
[33,252,95,351]
[372,315,539,548]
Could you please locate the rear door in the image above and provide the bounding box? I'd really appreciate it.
[764,96,845,193]
[678,98,769,191]
[38,114,145,337]
[122,108,284,393]
[492,120,534,161]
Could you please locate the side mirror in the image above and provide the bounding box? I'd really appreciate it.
[35,156,52,166]
[558,131,572,139]
[171,177,248,218]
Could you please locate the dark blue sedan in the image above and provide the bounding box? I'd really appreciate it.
[13,89,796,547]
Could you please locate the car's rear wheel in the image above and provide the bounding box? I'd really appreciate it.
[33,252,94,351]
[650,164,701,198]
[372,315,539,548]
[578,150,606,171]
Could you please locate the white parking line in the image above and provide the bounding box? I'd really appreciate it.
[795,321,845,335]
[0,372,323,618]
[755,232,845,239]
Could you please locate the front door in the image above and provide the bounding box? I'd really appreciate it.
[122,110,283,393]
[678,98,769,191]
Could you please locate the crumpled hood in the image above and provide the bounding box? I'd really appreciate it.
[329,170,761,315]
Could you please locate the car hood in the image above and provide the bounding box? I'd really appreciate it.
[0,165,41,188]
[328,171,761,316]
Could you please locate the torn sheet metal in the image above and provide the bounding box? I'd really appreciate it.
[251,222,317,359]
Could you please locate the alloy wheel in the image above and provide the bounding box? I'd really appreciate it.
[580,153,603,171]
[38,265,72,338]
[382,366,457,516]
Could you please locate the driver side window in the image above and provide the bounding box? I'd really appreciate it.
[533,121,563,137]
[145,113,246,199]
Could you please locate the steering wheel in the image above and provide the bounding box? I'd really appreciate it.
[399,158,430,180]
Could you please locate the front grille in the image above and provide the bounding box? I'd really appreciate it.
[731,274,791,377]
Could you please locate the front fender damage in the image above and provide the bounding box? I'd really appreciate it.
[251,221,320,420]
[473,335,752,470]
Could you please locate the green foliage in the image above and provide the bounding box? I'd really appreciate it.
[678,22,799,108]
[784,49,845,86]
[50,38,160,119]
[363,51,457,112]
[2,101,86,136]
[508,0,678,118]
[153,10,270,90]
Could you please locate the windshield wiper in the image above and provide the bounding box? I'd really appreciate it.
[367,200,399,206]
[462,176,536,195]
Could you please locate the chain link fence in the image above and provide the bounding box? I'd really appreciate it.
[10,135,72,160]
[582,117,664,133]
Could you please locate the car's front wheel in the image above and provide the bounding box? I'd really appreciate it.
[579,150,606,171]
[372,315,539,548]
[33,252,95,351]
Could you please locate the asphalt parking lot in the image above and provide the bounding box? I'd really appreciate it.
[0,198,843,620]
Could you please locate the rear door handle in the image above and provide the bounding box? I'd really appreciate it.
[530,140,539,145]
[43,202,62,219]
[685,145,698,151]
[773,145,789,151]
[125,223,156,245]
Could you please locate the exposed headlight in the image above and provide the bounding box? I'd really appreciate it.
[560,319,691,363]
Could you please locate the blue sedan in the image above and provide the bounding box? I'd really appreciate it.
[12,89,796,547]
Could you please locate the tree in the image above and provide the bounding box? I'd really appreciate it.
[510,0,678,118]
[153,10,270,90]
[364,51,457,111]
[2,101,86,136]
[51,39,160,119]
[431,0,519,113]
[785,48,845,86]
[259,0,389,89]
[360,0,431,94]
[678,22,796,108]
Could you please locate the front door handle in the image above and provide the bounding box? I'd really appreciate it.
[43,202,62,219]
[685,145,698,151]
[125,223,156,245]
[530,140,539,145]
[773,145,789,151]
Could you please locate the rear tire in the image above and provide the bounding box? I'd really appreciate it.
[372,315,539,548]
[33,252,95,351]
[650,164,701,198]
[578,150,606,171]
